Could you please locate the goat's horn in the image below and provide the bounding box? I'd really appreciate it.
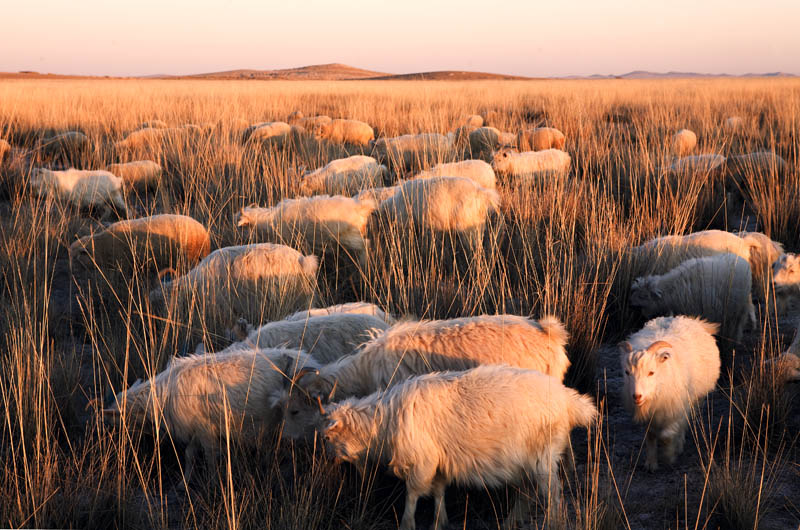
[291,368,317,386]
[316,395,326,416]
[646,340,673,353]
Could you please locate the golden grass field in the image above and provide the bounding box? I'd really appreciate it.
[0,77,798,529]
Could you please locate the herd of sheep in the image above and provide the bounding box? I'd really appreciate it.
[5,109,800,529]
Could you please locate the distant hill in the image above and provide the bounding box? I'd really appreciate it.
[564,70,797,80]
[371,70,532,81]
[182,63,389,80]
[3,65,796,81]
[0,71,98,80]
[169,64,532,81]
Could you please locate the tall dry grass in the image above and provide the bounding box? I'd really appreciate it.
[0,77,798,528]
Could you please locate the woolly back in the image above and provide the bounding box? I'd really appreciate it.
[353,315,570,387]
[159,244,318,342]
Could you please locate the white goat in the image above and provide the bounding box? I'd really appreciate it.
[321,365,597,529]
[620,316,720,471]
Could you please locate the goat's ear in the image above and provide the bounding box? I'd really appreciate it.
[618,341,633,354]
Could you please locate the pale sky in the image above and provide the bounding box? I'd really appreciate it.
[1,0,798,77]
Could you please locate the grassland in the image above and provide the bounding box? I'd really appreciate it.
[0,77,798,529]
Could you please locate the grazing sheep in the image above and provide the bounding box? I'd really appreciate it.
[670,129,697,157]
[372,176,500,258]
[230,313,390,364]
[725,152,788,214]
[69,214,211,277]
[631,230,778,301]
[411,160,496,190]
[236,195,376,267]
[772,253,800,314]
[29,168,128,217]
[243,121,292,145]
[285,302,396,324]
[724,116,743,131]
[620,316,720,471]
[726,151,788,179]
[491,147,571,180]
[40,131,92,161]
[299,155,389,196]
[311,119,374,147]
[115,127,198,151]
[103,347,320,481]
[666,154,726,174]
[630,253,755,345]
[517,127,566,152]
[277,314,570,440]
[141,120,168,129]
[320,365,597,529]
[468,126,514,160]
[629,229,752,276]
[371,133,454,172]
[106,160,163,192]
[354,185,401,205]
[376,176,500,232]
[149,243,318,343]
[287,110,333,130]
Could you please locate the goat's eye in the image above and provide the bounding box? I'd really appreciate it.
[625,369,630,375]
[290,410,299,417]
[648,371,654,376]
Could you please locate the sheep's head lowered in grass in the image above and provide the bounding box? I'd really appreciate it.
[772,253,800,285]
[268,369,337,441]
[490,146,518,173]
[68,235,94,270]
[629,276,661,316]
[321,403,375,466]
[235,205,272,229]
[29,168,51,196]
[102,378,161,435]
[772,253,800,314]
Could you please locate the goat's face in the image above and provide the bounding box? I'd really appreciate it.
[620,340,673,413]
[269,388,324,441]
[773,253,800,285]
[322,409,369,465]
